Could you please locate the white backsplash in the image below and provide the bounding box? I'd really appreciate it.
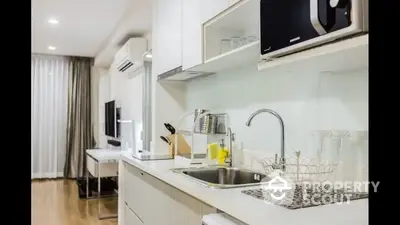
[184,65,368,182]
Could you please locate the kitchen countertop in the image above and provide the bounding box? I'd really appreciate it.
[121,152,368,225]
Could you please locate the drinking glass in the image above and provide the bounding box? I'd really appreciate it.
[239,37,248,47]
[246,35,258,44]
[230,36,241,49]
[220,39,231,54]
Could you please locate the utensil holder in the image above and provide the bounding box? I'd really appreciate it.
[194,108,209,133]
[202,114,218,134]
[168,134,191,157]
[195,113,227,135]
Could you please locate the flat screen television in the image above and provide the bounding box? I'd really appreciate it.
[105,100,120,138]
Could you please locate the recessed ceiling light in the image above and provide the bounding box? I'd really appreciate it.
[48,18,59,24]
[48,46,56,51]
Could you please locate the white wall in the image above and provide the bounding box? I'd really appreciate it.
[150,0,187,153]
[96,30,152,150]
[91,66,108,147]
[120,71,144,151]
[97,64,145,151]
[151,81,187,153]
[183,65,368,181]
[98,69,111,147]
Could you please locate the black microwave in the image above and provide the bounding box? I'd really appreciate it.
[259,0,368,61]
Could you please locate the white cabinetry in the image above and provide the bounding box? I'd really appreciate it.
[229,0,241,5]
[152,0,182,76]
[161,0,260,81]
[200,0,231,22]
[153,0,234,73]
[203,0,260,63]
[124,204,144,225]
[124,164,150,223]
[119,162,217,225]
[182,0,230,70]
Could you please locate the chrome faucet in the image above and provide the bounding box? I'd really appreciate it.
[245,109,286,170]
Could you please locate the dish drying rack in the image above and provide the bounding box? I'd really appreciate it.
[174,110,232,165]
[258,151,340,183]
[240,151,368,210]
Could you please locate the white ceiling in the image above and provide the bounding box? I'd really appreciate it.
[93,0,153,67]
[31,0,133,57]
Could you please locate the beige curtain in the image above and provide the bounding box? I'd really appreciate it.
[64,57,94,178]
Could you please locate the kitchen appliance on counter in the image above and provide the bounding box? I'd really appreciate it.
[118,119,136,152]
[260,0,368,61]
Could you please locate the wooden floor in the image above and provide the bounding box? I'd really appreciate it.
[32,179,118,225]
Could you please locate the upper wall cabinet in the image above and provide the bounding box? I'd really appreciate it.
[203,0,259,63]
[152,0,183,76]
[182,0,230,70]
[229,0,242,6]
[161,0,259,81]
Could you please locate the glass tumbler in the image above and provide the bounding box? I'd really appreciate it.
[246,35,258,44]
[220,39,231,54]
[239,37,248,47]
[230,36,241,49]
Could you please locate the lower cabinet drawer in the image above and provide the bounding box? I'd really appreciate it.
[124,164,149,223]
[122,162,217,225]
[124,203,144,225]
[86,155,118,177]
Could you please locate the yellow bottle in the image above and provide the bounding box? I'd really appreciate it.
[217,139,229,165]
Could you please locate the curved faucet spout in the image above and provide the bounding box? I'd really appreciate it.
[245,109,285,168]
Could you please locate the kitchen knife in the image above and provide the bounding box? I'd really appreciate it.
[160,136,171,145]
[164,123,176,134]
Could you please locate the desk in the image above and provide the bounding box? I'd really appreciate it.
[86,149,123,220]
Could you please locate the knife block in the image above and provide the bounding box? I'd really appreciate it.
[167,134,191,157]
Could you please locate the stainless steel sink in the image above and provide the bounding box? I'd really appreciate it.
[171,166,270,189]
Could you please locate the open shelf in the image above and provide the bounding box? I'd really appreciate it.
[203,0,260,62]
[257,34,369,74]
[161,34,368,81]
[159,0,260,81]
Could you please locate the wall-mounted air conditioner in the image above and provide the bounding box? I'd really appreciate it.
[114,37,147,73]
